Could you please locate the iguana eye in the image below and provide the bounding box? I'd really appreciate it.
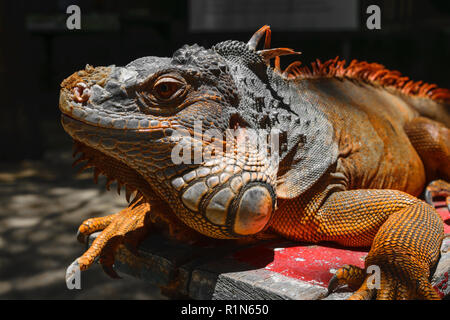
[153,77,185,100]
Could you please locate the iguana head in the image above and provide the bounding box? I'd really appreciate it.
[59,26,335,239]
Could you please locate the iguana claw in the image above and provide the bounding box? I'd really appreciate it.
[76,229,88,245]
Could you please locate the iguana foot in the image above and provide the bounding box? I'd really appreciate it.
[353,255,440,300]
[70,197,151,278]
[330,255,441,300]
[425,180,450,211]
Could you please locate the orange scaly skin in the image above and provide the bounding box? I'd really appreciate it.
[60,26,449,299]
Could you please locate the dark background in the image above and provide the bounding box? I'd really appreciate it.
[0,0,449,300]
[0,0,449,161]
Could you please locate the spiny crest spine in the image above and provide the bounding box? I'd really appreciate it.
[278,57,450,103]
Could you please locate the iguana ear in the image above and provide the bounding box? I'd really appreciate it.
[273,87,339,199]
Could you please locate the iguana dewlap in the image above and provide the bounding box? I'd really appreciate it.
[59,26,450,299]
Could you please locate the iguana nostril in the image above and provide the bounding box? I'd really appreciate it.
[234,185,273,235]
[73,82,91,103]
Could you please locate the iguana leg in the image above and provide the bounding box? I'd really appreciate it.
[70,197,151,278]
[362,201,443,300]
[314,191,444,299]
[272,188,444,299]
[273,188,444,299]
[405,116,450,181]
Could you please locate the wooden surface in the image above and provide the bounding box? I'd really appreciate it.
[87,202,450,300]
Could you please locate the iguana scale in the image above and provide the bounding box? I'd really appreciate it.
[59,26,450,299]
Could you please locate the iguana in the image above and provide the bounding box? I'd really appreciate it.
[59,26,450,300]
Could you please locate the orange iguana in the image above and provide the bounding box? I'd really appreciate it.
[59,26,450,299]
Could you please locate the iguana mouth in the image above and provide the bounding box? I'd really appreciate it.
[59,87,178,133]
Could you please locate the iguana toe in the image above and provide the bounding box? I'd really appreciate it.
[328,264,365,294]
[76,213,118,244]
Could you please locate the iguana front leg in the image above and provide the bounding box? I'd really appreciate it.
[70,195,206,279]
[71,197,151,278]
[272,188,444,299]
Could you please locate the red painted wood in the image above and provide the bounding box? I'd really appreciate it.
[435,201,450,234]
[233,202,450,288]
[233,242,367,287]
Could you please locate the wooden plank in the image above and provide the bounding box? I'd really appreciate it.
[214,269,328,300]
[432,237,450,298]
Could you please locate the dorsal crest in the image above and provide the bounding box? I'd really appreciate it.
[241,25,450,104]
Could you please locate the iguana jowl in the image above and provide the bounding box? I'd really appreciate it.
[59,26,450,299]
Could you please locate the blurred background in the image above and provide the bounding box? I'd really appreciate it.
[0,0,449,299]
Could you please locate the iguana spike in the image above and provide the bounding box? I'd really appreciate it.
[93,167,101,184]
[419,83,438,96]
[257,48,301,63]
[274,56,281,73]
[105,177,114,191]
[247,25,271,50]
[264,26,271,49]
[72,143,82,157]
[72,155,87,168]
[283,61,302,77]
[125,185,134,203]
[78,161,94,174]
[430,89,450,100]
